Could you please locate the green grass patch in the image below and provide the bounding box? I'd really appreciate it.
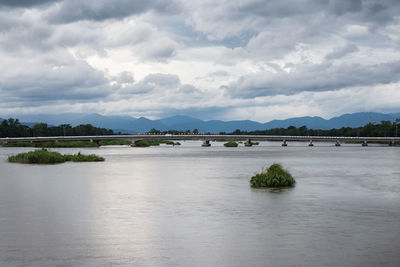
[164,141,181,146]
[250,163,295,188]
[2,141,33,147]
[99,140,132,146]
[133,140,181,147]
[8,149,104,164]
[224,141,238,147]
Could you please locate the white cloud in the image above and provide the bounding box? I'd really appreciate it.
[0,0,400,121]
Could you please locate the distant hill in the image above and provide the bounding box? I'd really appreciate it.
[159,115,203,126]
[129,117,167,133]
[262,112,399,130]
[1,112,399,133]
[264,116,328,129]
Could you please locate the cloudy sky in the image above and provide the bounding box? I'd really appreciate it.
[0,0,400,122]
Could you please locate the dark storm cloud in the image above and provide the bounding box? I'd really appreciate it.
[46,0,181,23]
[242,0,398,24]
[227,61,400,98]
[188,0,400,43]
[0,0,59,7]
[325,44,359,60]
[328,0,362,15]
[142,73,180,89]
[114,72,134,84]
[0,58,112,102]
[119,73,180,95]
[119,73,202,97]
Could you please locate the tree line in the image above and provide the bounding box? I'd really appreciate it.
[0,118,114,137]
[225,120,400,137]
[1,118,399,138]
[148,120,400,137]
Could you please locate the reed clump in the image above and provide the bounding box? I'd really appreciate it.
[250,163,295,188]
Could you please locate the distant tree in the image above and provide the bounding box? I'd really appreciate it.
[0,118,114,137]
[149,128,161,134]
[32,123,49,137]
[232,129,241,135]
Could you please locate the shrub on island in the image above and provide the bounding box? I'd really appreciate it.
[8,149,104,164]
[99,140,132,146]
[250,163,295,188]
[133,140,181,147]
[163,141,181,146]
[63,152,104,162]
[224,141,238,147]
[8,149,65,164]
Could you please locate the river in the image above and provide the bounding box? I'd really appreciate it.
[0,141,399,266]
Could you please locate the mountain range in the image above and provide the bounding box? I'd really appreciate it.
[1,112,399,134]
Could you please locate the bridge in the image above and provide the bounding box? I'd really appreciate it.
[0,135,399,147]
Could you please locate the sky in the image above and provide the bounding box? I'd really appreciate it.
[0,0,400,122]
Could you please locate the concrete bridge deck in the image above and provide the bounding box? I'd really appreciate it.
[0,134,399,146]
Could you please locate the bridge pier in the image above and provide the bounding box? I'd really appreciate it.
[130,140,140,147]
[308,140,314,146]
[282,140,287,147]
[202,140,211,147]
[89,139,99,145]
[245,139,252,147]
[335,140,341,146]
[362,140,368,147]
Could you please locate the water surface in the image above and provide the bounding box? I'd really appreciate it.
[1,142,399,266]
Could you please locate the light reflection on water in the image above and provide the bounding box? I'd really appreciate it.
[0,141,399,266]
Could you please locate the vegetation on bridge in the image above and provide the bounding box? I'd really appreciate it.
[250,164,296,188]
[8,149,104,164]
